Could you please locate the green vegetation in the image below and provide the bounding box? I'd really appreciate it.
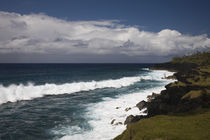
[169,52,210,100]
[182,90,203,99]
[186,76,210,87]
[199,66,210,73]
[171,51,210,66]
[115,51,210,140]
[169,81,186,87]
[182,89,210,100]
[115,109,210,140]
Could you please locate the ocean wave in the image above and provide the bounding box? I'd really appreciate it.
[59,86,165,140]
[0,75,156,105]
[141,68,149,70]
[55,71,175,140]
[0,70,174,105]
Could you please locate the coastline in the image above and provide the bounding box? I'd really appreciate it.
[0,65,174,140]
[114,52,210,140]
[49,69,174,140]
[109,69,176,139]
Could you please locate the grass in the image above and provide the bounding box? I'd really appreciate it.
[186,76,210,87]
[182,90,203,99]
[169,65,210,88]
[182,89,210,100]
[171,51,210,66]
[115,52,210,140]
[169,81,186,87]
[114,109,210,140]
[199,65,210,73]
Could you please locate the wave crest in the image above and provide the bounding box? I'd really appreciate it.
[0,70,174,105]
[0,75,153,105]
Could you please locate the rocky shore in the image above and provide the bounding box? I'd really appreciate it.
[114,52,210,140]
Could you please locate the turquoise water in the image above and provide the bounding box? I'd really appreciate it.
[0,64,173,140]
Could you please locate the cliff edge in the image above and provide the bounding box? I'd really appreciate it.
[115,52,210,140]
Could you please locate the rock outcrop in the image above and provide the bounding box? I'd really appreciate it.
[124,115,146,125]
[115,52,210,140]
[136,100,147,110]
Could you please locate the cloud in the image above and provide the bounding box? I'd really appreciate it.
[0,11,209,62]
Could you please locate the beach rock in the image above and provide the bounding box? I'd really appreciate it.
[125,107,131,112]
[136,100,147,110]
[115,122,123,125]
[124,115,134,125]
[116,107,121,109]
[111,119,116,125]
[124,115,145,125]
[147,93,159,102]
[143,109,148,114]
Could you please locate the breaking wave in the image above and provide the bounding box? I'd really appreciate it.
[0,74,157,105]
[54,70,175,140]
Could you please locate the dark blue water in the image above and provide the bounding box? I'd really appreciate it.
[0,64,152,86]
[0,64,170,140]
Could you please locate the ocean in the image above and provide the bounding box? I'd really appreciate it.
[0,64,174,140]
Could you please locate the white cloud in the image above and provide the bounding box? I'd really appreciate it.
[0,11,209,58]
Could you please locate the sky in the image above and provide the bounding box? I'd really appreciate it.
[0,0,210,63]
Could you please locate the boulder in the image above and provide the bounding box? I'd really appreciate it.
[125,107,131,112]
[143,109,148,114]
[111,119,116,125]
[147,93,159,102]
[136,100,147,110]
[115,122,123,125]
[124,115,145,125]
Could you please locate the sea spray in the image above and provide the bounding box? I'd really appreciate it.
[53,70,175,140]
[0,75,159,105]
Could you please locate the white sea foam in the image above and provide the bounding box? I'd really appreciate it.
[0,70,169,105]
[142,68,149,70]
[56,70,175,140]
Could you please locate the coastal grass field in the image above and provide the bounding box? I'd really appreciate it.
[114,109,210,140]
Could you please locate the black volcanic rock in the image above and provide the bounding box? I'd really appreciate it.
[136,100,147,110]
[151,62,197,72]
[147,93,159,102]
[124,115,146,125]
